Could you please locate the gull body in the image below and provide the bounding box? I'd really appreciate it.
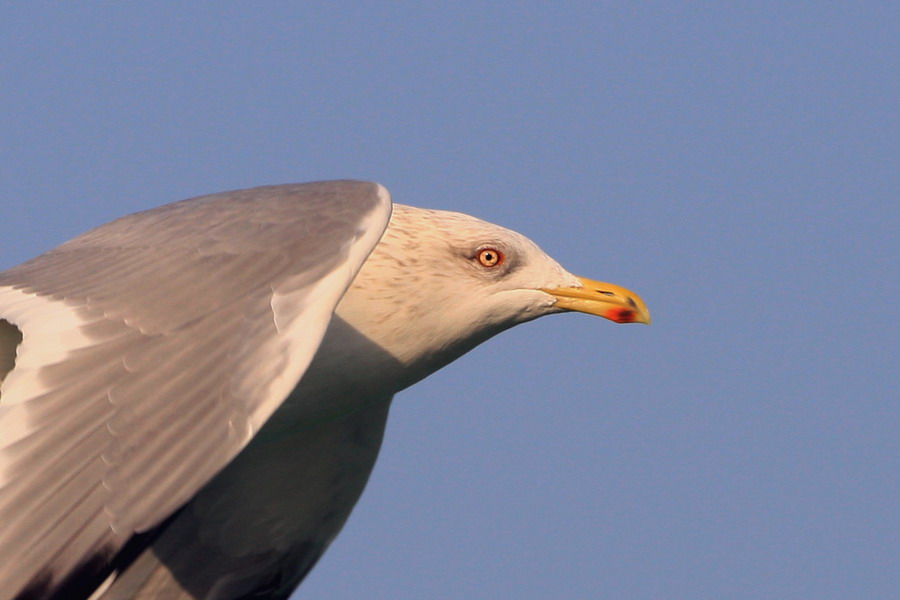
[0,181,648,599]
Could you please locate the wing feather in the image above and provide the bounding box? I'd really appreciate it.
[0,181,392,598]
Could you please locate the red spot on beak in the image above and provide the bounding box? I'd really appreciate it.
[605,308,636,323]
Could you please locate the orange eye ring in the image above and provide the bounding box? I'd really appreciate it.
[476,248,503,267]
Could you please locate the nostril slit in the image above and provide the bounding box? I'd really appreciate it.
[598,290,614,296]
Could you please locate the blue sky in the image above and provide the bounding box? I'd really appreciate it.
[1,4,897,599]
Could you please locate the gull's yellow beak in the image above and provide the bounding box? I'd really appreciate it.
[541,277,651,324]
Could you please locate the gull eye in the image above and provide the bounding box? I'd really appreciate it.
[476,248,503,267]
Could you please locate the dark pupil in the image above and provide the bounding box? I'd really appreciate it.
[484,252,495,262]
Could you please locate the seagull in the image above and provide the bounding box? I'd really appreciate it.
[0,181,650,600]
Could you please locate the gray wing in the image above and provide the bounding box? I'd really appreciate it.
[0,181,392,599]
[102,396,394,600]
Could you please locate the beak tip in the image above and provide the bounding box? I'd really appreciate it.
[603,304,651,325]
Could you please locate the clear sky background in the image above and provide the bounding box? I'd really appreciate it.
[1,4,897,599]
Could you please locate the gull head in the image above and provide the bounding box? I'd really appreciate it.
[333,204,649,386]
